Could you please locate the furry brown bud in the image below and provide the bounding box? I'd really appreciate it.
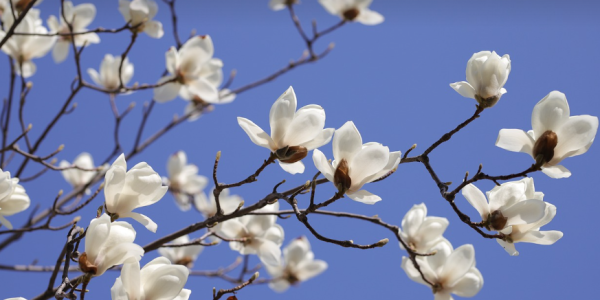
[275,145,308,164]
[489,210,508,231]
[78,252,98,275]
[533,130,558,164]
[334,159,352,193]
[343,8,360,21]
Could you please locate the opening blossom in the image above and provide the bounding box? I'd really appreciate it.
[164,151,208,212]
[0,169,30,229]
[48,1,100,63]
[450,51,511,108]
[79,214,144,277]
[399,203,449,253]
[194,188,243,219]
[238,86,334,174]
[111,257,190,300]
[118,0,164,38]
[496,91,598,178]
[157,235,203,268]
[104,154,168,232]
[266,236,328,292]
[497,201,562,256]
[312,121,400,204]
[60,152,96,195]
[462,178,547,232]
[216,202,284,267]
[0,8,56,78]
[318,0,384,25]
[154,35,228,104]
[87,54,134,91]
[402,241,483,300]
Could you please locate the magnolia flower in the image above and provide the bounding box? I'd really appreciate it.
[164,151,208,212]
[450,51,511,108]
[111,257,190,300]
[194,188,243,218]
[318,0,383,25]
[79,214,144,277]
[104,154,168,232]
[462,178,547,232]
[59,152,96,194]
[157,235,203,268]
[118,0,163,38]
[313,121,400,204]
[216,202,284,266]
[183,89,236,122]
[269,0,298,11]
[47,1,100,63]
[238,86,334,174]
[402,241,483,300]
[87,54,134,91]
[0,8,56,78]
[496,91,598,178]
[0,169,30,229]
[399,203,449,253]
[0,0,43,17]
[266,236,327,292]
[497,202,562,256]
[154,35,226,104]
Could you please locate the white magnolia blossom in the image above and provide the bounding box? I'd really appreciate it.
[266,236,328,292]
[104,154,168,232]
[87,54,134,91]
[497,202,562,256]
[216,202,284,266]
[269,0,298,11]
[60,152,96,194]
[450,51,511,108]
[0,169,30,229]
[183,89,235,122]
[154,35,228,104]
[462,178,547,232]
[318,0,383,25]
[496,91,598,178]
[157,235,203,268]
[164,151,208,212]
[238,86,334,174]
[79,214,144,277]
[118,0,163,38]
[194,188,243,218]
[0,0,43,17]
[48,1,100,63]
[313,121,400,204]
[0,8,56,78]
[111,257,190,300]
[402,241,483,300]
[399,203,449,253]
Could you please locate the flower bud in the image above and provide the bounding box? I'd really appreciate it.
[533,130,558,165]
[275,145,308,164]
[333,159,352,194]
[343,8,360,21]
[78,252,98,275]
[488,210,508,231]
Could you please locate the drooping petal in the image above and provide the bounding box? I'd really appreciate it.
[496,238,519,256]
[355,9,384,25]
[541,165,571,179]
[450,81,476,99]
[495,129,535,156]
[119,212,158,233]
[517,230,563,245]
[531,91,570,139]
[346,189,381,204]
[237,117,275,150]
[461,184,489,221]
[279,161,305,174]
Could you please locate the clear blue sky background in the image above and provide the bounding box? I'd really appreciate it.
[1,1,599,299]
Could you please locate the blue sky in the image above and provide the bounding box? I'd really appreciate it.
[1,1,599,299]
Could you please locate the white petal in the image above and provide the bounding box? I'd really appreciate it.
[502,199,547,227]
[333,121,362,161]
[439,244,475,287]
[348,143,389,188]
[461,184,489,220]
[237,117,275,149]
[120,212,158,233]
[495,129,535,156]
[282,105,326,146]
[269,279,290,292]
[401,203,427,239]
[552,115,598,163]
[217,219,247,239]
[279,161,305,174]
[96,243,144,276]
[87,68,102,86]
[346,189,381,204]
[111,277,128,300]
[120,260,141,300]
[416,217,449,249]
[296,259,328,281]
[181,35,214,60]
[299,128,335,150]
[143,20,164,38]
[0,215,13,229]
[52,41,70,63]
[143,264,189,300]
[496,238,519,256]
[318,0,345,15]
[450,269,483,297]
[19,61,37,78]
[312,149,335,182]
[269,86,297,147]
[85,214,111,261]
[154,77,181,102]
[450,81,476,99]
[355,9,384,25]
[173,289,191,300]
[165,47,178,75]
[517,230,563,245]
[541,165,571,179]
[256,239,282,267]
[531,91,570,139]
